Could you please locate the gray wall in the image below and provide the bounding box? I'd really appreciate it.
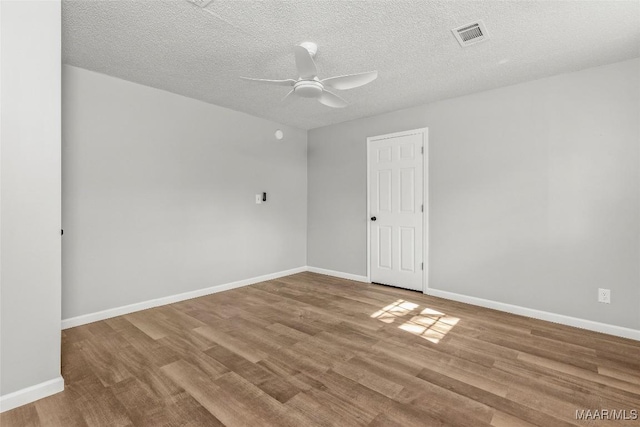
[62,66,307,320]
[308,58,640,330]
[1,1,62,396]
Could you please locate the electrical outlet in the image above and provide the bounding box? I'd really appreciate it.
[598,288,611,304]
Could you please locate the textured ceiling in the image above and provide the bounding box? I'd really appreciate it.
[62,0,640,130]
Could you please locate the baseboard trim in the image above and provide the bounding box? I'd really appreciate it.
[303,267,638,341]
[61,264,638,341]
[0,376,64,413]
[61,266,307,329]
[306,266,370,283]
[425,288,640,341]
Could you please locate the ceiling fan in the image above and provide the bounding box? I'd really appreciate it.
[240,42,378,108]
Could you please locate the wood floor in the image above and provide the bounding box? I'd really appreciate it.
[2,272,639,427]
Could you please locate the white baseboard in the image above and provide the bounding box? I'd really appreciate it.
[306,266,370,283]
[303,267,638,341]
[0,376,64,413]
[61,266,307,329]
[425,288,640,341]
[61,264,639,341]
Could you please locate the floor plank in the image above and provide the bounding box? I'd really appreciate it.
[2,272,639,426]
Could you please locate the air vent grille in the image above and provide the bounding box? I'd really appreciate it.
[459,24,482,42]
[452,20,489,47]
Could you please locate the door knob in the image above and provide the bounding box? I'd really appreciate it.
[371,216,377,221]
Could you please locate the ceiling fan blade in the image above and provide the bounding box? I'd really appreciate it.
[294,45,317,79]
[318,90,348,108]
[240,77,296,86]
[321,71,378,90]
[281,89,296,104]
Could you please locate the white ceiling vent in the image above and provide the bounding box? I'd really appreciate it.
[452,20,489,47]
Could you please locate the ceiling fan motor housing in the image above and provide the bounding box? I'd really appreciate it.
[294,80,323,98]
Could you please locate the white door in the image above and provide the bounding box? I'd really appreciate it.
[368,129,425,291]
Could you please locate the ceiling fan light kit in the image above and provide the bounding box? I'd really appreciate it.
[294,80,323,98]
[240,42,378,108]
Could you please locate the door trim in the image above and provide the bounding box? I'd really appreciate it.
[366,127,429,292]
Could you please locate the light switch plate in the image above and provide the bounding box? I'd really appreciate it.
[255,194,262,204]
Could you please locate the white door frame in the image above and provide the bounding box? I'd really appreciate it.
[366,127,429,293]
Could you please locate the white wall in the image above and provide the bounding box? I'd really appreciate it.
[62,66,307,320]
[1,0,64,405]
[308,58,640,330]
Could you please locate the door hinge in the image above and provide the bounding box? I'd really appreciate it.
[421,204,423,212]
[421,146,424,154]
[421,263,424,270]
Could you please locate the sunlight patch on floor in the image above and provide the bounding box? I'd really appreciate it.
[371,299,459,343]
[370,299,418,323]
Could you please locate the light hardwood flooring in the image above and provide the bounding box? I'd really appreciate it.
[2,272,639,426]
